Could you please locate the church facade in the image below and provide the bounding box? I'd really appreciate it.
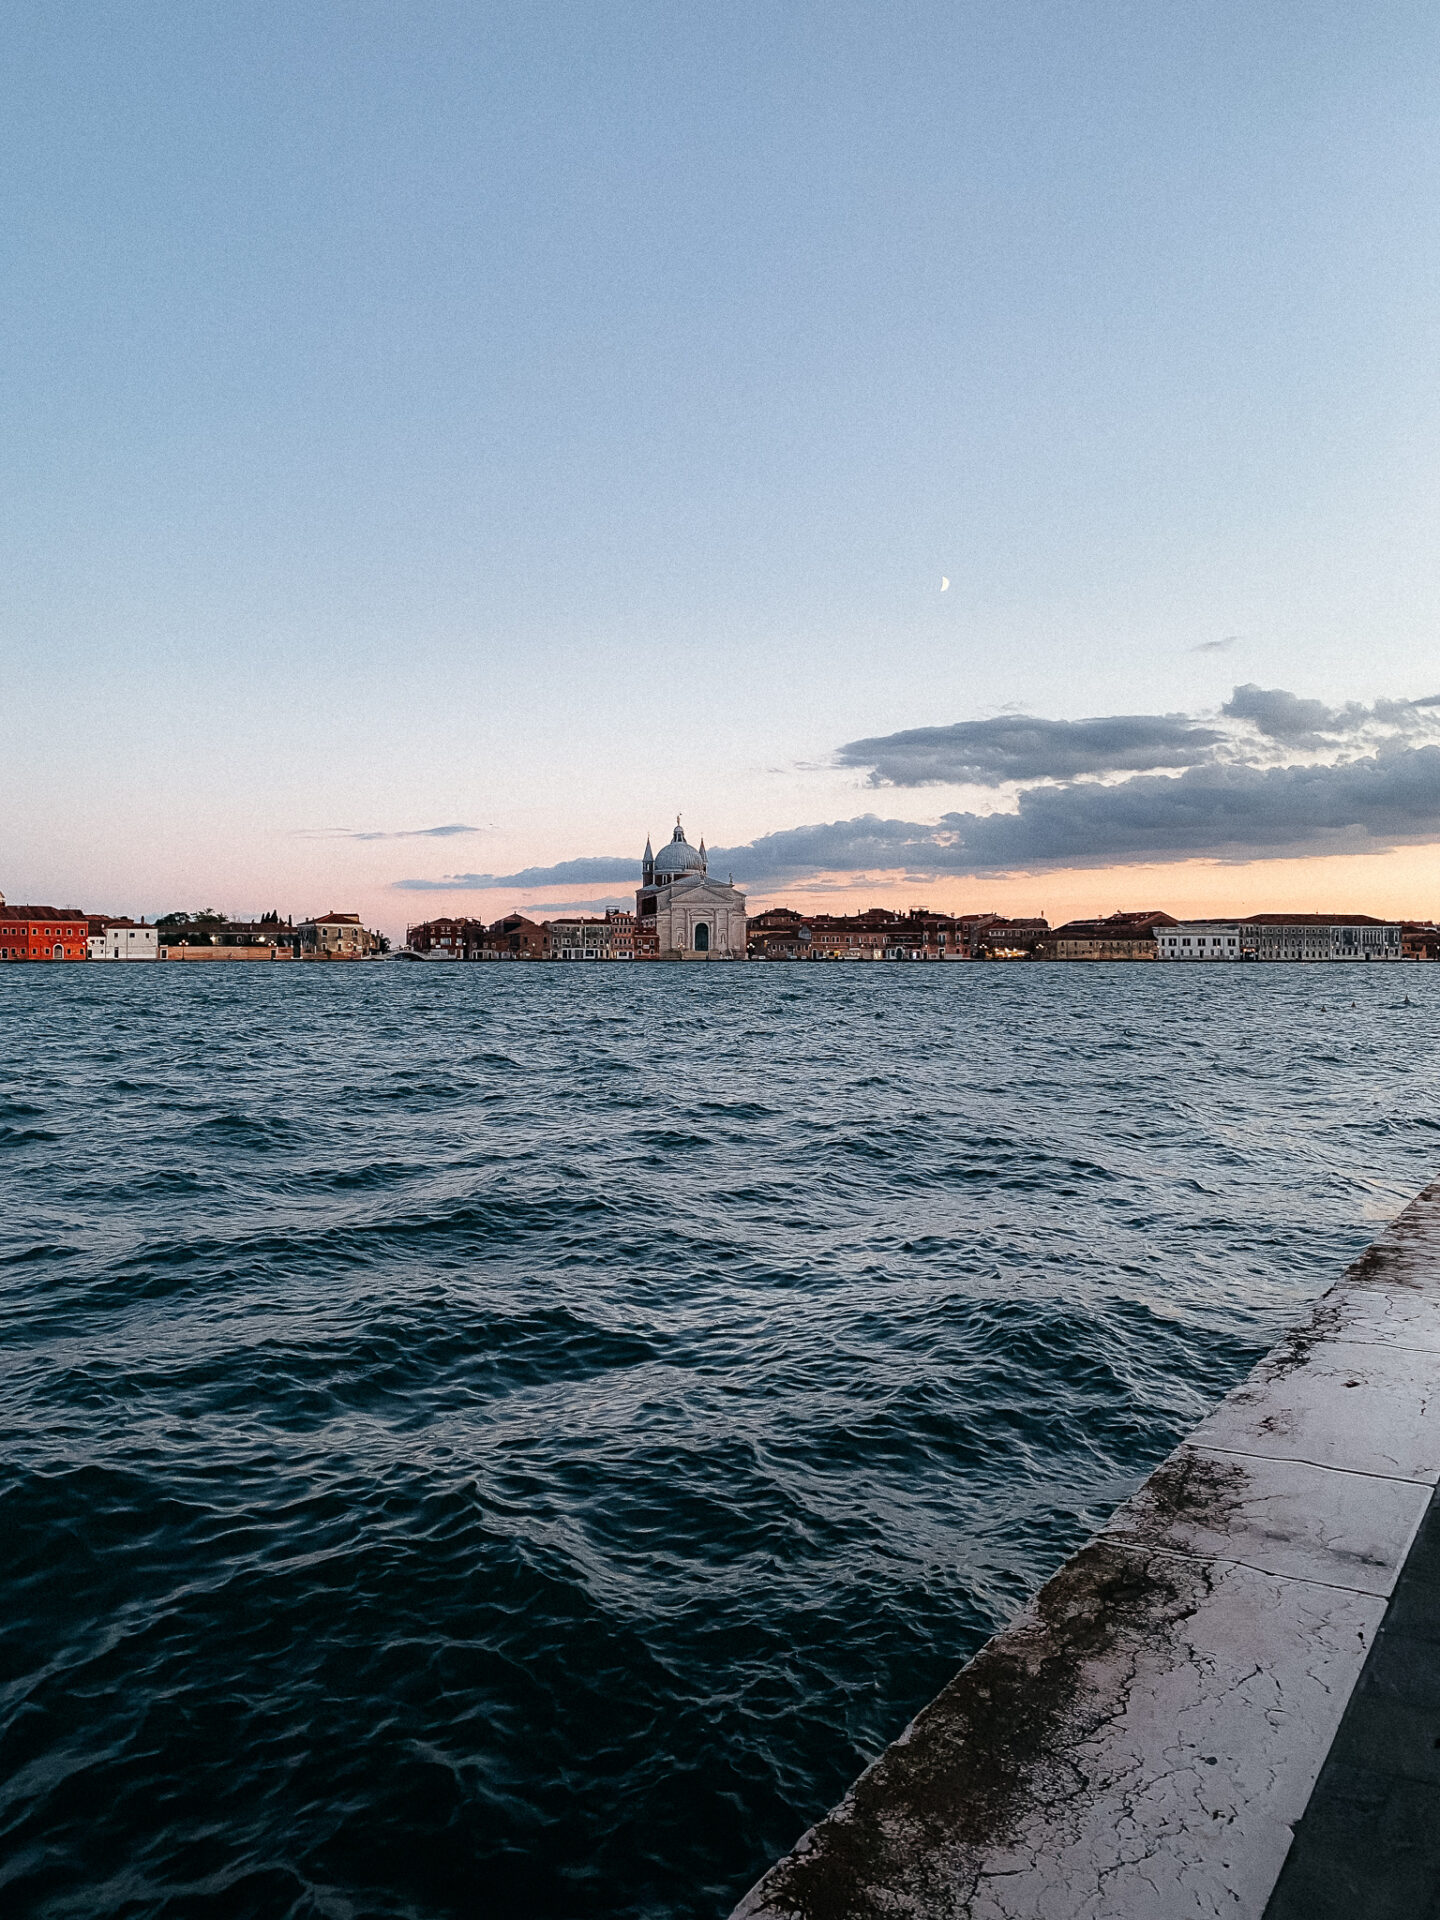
[636,821,748,959]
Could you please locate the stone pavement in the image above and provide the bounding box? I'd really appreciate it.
[732,1179,1440,1920]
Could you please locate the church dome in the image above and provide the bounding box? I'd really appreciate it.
[652,821,706,877]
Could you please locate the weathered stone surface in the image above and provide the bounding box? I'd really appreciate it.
[1097,1444,1430,1593]
[1264,1484,1440,1918]
[1193,1339,1440,1485]
[733,1543,1382,1920]
[731,1177,1440,1920]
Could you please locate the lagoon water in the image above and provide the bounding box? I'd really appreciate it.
[3,960,1438,1918]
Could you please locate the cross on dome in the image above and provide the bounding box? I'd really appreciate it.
[648,817,707,879]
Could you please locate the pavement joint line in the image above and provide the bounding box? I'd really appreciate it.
[1106,1535,1402,1601]
[729,1174,1440,1920]
[1196,1443,1436,1487]
[1262,1479,1440,1914]
[1300,1335,1440,1355]
[1280,1333,1440,1356]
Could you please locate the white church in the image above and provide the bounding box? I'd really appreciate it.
[637,821,748,959]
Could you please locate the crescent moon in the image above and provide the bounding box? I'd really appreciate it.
[940,576,950,591]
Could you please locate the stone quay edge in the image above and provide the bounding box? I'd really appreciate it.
[731,1177,1440,1919]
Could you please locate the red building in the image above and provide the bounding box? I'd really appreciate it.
[405,915,487,958]
[480,914,550,960]
[0,904,90,962]
[747,905,974,959]
[969,916,1051,959]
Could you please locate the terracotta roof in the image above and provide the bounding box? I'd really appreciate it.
[1243,913,1390,925]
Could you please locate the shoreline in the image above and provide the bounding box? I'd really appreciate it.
[732,1178,1440,1918]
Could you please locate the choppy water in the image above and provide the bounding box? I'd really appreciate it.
[2,961,1437,1918]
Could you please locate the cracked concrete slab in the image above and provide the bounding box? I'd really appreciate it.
[1191,1338,1440,1485]
[1097,1443,1430,1594]
[731,1543,1382,1920]
[958,1555,1380,1920]
[730,1176,1440,1920]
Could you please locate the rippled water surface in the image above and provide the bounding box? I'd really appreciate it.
[3,961,1439,1918]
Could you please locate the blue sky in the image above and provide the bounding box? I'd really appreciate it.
[4,3,1440,929]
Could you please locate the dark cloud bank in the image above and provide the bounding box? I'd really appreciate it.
[397,687,1440,891]
[834,688,1440,788]
[716,749,1440,878]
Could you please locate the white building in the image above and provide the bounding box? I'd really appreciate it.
[1244,917,1402,961]
[87,920,158,961]
[1157,917,1404,961]
[636,820,747,959]
[1157,924,1243,960]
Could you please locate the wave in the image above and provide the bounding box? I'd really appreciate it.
[0,962,1434,1916]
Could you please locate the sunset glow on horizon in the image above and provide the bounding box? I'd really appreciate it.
[4,5,1440,936]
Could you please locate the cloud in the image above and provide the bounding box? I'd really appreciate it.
[1191,637,1239,653]
[307,823,484,842]
[393,687,1440,893]
[946,748,1440,868]
[836,713,1228,787]
[709,815,948,877]
[707,747,1440,878]
[521,897,632,913]
[394,856,638,891]
[1221,683,1440,750]
[1221,684,1364,745]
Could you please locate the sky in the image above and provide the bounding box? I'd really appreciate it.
[4,1,1440,935]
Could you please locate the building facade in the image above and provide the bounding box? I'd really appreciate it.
[479,914,550,960]
[546,910,636,959]
[158,917,295,960]
[1047,911,1178,960]
[297,912,374,959]
[969,916,1050,960]
[1241,915,1402,961]
[637,821,747,959]
[1156,923,1244,960]
[404,916,482,958]
[746,905,984,960]
[0,905,89,962]
[87,919,158,961]
[1155,916,1404,961]
[747,907,812,959]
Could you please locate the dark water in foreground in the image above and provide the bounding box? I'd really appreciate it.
[2,962,1438,1918]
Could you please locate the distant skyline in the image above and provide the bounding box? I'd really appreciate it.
[5,3,1440,935]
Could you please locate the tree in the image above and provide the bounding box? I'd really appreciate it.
[156,908,226,929]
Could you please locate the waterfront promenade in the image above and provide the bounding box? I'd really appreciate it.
[734,1178,1440,1918]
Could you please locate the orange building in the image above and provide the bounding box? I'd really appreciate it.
[0,904,90,962]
